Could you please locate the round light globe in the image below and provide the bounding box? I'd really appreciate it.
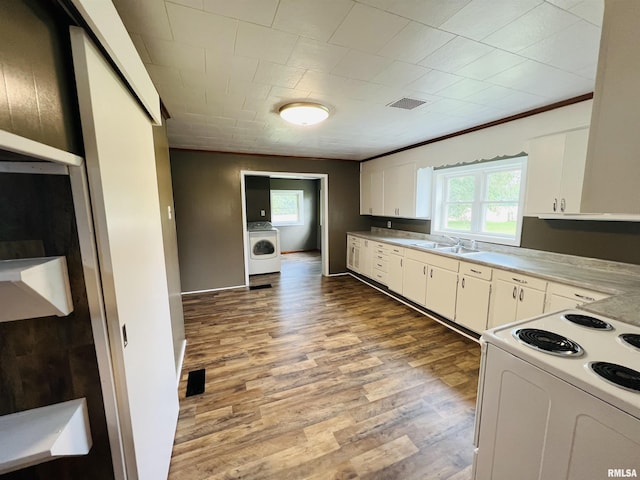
[279,103,329,126]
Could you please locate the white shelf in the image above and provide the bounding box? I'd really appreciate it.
[0,257,74,322]
[538,213,640,221]
[0,398,92,475]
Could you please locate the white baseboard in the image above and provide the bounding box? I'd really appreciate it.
[176,339,187,389]
[181,284,246,295]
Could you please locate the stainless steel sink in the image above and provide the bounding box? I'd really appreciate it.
[411,241,451,249]
[434,245,480,255]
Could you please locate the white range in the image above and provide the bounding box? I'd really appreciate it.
[474,309,640,480]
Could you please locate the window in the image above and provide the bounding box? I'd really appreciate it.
[432,156,527,246]
[271,189,304,226]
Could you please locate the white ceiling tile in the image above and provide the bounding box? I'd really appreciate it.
[227,81,271,100]
[439,0,542,40]
[181,71,228,93]
[573,62,598,80]
[145,37,206,72]
[372,61,431,87]
[483,2,582,52]
[546,0,583,9]
[419,36,494,72]
[145,64,184,89]
[235,22,298,64]
[462,84,520,105]
[286,37,348,72]
[407,70,463,94]
[297,70,367,96]
[378,22,454,64]
[129,34,152,63]
[487,60,593,98]
[273,0,354,41]
[456,49,527,80]
[328,3,409,53]
[204,51,259,81]
[202,0,279,26]
[436,78,490,99]
[331,51,392,81]
[357,0,472,27]
[519,20,601,71]
[268,86,312,100]
[166,3,237,52]
[112,0,173,40]
[570,0,604,26]
[254,61,305,89]
[491,90,547,111]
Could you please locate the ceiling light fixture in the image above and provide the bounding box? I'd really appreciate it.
[279,102,329,126]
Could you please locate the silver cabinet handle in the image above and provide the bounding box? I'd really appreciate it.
[423,265,426,275]
[430,269,433,278]
[470,269,482,274]
[512,277,528,285]
[461,277,465,288]
[400,259,403,267]
[512,286,517,299]
[553,198,558,212]
[560,198,566,212]
[574,293,595,302]
[519,289,524,301]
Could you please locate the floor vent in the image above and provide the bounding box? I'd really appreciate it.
[185,369,205,397]
[250,284,272,290]
[387,97,427,110]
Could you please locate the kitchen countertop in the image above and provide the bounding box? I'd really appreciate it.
[348,228,640,327]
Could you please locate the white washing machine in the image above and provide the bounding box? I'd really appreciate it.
[247,222,281,275]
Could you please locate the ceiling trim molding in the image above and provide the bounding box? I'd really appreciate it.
[363,93,594,162]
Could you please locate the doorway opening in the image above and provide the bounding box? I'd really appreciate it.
[240,171,329,285]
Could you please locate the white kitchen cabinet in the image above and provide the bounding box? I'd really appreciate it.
[423,253,459,320]
[525,127,589,216]
[346,235,361,272]
[455,262,493,333]
[370,242,389,285]
[387,247,404,294]
[360,164,384,215]
[489,271,546,328]
[544,282,609,313]
[383,163,416,218]
[360,239,372,278]
[402,257,428,305]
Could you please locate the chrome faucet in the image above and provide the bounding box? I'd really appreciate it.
[442,235,461,246]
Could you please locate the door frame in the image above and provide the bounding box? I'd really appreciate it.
[240,170,329,283]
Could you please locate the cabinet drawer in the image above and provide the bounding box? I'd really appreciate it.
[372,269,387,284]
[372,259,388,272]
[546,282,609,303]
[494,269,547,291]
[426,253,459,272]
[460,261,492,280]
[372,242,388,251]
[373,252,388,262]
[405,248,432,263]
[388,245,405,256]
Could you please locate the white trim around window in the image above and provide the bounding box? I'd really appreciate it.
[432,156,528,246]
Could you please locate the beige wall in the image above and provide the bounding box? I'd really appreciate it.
[170,150,370,292]
[153,122,185,373]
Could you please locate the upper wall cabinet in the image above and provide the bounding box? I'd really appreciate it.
[524,127,589,216]
[360,163,432,219]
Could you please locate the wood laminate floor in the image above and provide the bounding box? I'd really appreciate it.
[170,251,481,480]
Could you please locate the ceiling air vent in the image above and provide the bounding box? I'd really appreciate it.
[387,97,427,110]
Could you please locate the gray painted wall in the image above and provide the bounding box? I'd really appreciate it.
[245,175,271,222]
[170,150,370,292]
[270,178,319,252]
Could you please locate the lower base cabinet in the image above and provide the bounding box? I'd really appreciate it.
[456,275,492,333]
[402,257,427,305]
[425,265,458,320]
[489,271,547,328]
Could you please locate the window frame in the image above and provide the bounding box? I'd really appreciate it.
[432,156,527,246]
[270,189,304,226]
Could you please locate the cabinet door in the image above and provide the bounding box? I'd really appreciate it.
[559,128,589,214]
[360,167,372,215]
[383,163,416,217]
[403,258,427,305]
[456,275,491,333]
[360,240,372,278]
[371,170,384,215]
[524,133,564,215]
[515,286,545,321]
[426,266,458,319]
[489,279,518,328]
[387,254,404,294]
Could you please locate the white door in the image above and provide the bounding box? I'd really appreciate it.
[456,275,491,333]
[426,266,458,320]
[403,258,427,305]
[71,28,179,480]
[489,279,518,328]
[515,286,546,321]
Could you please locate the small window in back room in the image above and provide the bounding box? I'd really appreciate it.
[271,189,304,226]
[432,156,527,246]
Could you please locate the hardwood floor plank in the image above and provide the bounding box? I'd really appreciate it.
[169,251,480,480]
